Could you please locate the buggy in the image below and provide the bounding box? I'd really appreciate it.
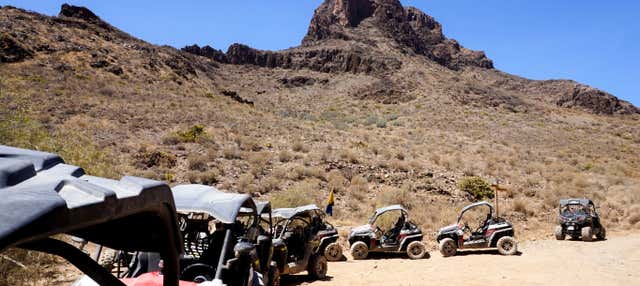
[436,202,517,257]
[97,184,269,286]
[270,205,340,280]
[347,205,426,260]
[555,198,606,241]
[0,145,185,286]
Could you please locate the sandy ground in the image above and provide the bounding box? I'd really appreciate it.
[282,233,640,286]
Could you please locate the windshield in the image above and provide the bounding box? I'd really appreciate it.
[561,204,588,216]
[372,210,404,232]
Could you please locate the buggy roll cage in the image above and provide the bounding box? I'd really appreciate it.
[368,205,409,225]
[456,201,495,224]
[0,145,183,286]
[271,204,329,239]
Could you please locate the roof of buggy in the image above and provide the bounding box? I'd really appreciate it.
[171,184,256,224]
[255,200,271,215]
[559,198,593,206]
[374,205,407,217]
[272,204,320,219]
[0,144,182,255]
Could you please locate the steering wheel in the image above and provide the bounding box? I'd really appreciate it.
[374,226,383,236]
[462,222,471,233]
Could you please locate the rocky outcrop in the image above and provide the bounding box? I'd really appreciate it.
[557,85,639,115]
[303,0,493,70]
[58,4,111,29]
[182,44,228,63]
[0,33,33,63]
[196,43,401,74]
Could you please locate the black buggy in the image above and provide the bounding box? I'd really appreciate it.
[347,205,426,260]
[270,205,340,280]
[436,202,517,257]
[0,145,185,286]
[85,184,269,286]
[555,198,606,242]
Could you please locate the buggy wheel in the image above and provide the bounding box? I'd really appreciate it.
[307,254,327,280]
[438,238,457,257]
[406,241,426,259]
[268,264,280,286]
[581,227,593,242]
[324,242,343,262]
[496,236,517,256]
[554,225,565,240]
[350,241,369,260]
[98,248,116,271]
[596,227,606,240]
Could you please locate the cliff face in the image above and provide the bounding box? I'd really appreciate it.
[302,0,493,70]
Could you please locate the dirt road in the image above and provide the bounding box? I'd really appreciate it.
[283,233,640,286]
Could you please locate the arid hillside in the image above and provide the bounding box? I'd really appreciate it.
[1,1,640,284]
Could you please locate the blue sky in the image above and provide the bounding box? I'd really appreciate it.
[3,0,638,106]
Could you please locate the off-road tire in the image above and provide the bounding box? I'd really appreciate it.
[350,241,369,260]
[496,236,517,255]
[324,242,343,262]
[406,241,426,259]
[554,225,565,240]
[307,254,327,280]
[268,264,280,286]
[438,238,457,257]
[98,248,117,271]
[582,226,593,242]
[596,226,606,240]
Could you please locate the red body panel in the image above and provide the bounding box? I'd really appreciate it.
[121,272,198,286]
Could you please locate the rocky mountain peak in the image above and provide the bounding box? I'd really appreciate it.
[58,4,111,29]
[303,0,493,70]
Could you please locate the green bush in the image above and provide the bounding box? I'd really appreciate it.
[458,176,494,200]
[163,125,208,144]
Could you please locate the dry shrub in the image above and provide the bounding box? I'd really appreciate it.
[0,248,62,286]
[327,170,346,193]
[237,173,255,193]
[238,136,262,151]
[348,175,368,201]
[278,150,293,162]
[259,176,281,194]
[292,140,309,153]
[248,151,271,175]
[289,165,325,181]
[375,185,416,210]
[391,159,410,172]
[270,180,321,208]
[222,146,242,159]
[188,155,207,171]
[186,170,220,185]
[134,148,176,169]
[339,149,359,164]
[512,199,528,215]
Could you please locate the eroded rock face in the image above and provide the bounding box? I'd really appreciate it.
[557,85,639,115]
[182,44,228,63]
[220,43,400,74]
[0,33,33,63]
